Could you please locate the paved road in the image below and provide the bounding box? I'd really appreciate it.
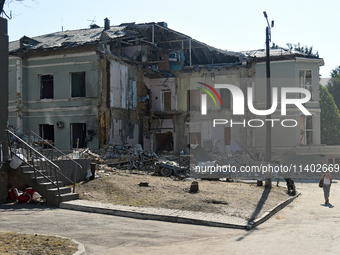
[1,180,339,255]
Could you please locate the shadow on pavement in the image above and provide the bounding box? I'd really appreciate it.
[0,202,57,212]
[248,187,271,223]
[321,203,334,208]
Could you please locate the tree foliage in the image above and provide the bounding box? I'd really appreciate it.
[270,42,280,49]
[286,42,318,57]
[319,84,340,145]
[330,65,340,78]
[327,66,340,110]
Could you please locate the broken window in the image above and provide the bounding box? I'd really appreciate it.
[155,132,174,152]
[70,123,86,149]
[39,124,54,149]
[187,90,200,111]
[128,80,137,109]
[189,132,201,145]
[299,70,312,98]
[40,75,53,99]
[220,88,231,109]
[300,115,313,145]
[224,127,231,145]
[71,72,86,97]
[128,123,134,139]
[161,91,171,111]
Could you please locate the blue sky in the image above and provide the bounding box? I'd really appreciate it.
[2,0,338,80]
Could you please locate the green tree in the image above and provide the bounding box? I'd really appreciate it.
[330,65,340,78]
[286,43,318,57]
[326,66,340,110]
[320,84,340,145]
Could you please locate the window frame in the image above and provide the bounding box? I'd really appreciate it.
[299,69,313,99]
[300,115,313,145]
[70,72,86,98]
[39,74,54,100]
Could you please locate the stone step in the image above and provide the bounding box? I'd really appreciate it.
[47,186,72,196]
[60,193,79,202]
[39,181,64,190]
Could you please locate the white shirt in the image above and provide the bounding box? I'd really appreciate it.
[324,175,331,185]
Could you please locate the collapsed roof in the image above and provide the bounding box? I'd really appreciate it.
[9,21,246,67]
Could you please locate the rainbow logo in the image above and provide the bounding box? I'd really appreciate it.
[196,82,222,107]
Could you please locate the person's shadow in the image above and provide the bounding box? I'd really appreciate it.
[321,203,334,208]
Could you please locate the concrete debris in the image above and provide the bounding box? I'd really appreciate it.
[210,149,262,167]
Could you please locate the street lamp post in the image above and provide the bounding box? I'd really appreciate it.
[263,11,274,188]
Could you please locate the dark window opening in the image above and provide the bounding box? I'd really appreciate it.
[40,75,54,99]
[128,123,134,139]
[220,89,231,109]
[71,72,86,97]
[187,90,200,111]
[71,123,86,148]
[224,127,231,145]
[162,91,171,111]
[155,132,174,152]
[39,124,55,149]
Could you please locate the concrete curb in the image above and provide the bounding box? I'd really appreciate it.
[246,193,301,230]
[71,238,86,255]
[60,192,301,230]
[60,202,246,229]
[45,234,86,255]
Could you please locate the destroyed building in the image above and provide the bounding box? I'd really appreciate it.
[8,19,340,166]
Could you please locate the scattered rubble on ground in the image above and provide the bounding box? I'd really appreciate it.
[55,142,272,180]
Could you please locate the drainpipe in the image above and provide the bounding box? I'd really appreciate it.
[16,58,23,133]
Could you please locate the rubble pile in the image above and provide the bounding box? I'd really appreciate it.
[210,149,263,167]
[81,144,160,171]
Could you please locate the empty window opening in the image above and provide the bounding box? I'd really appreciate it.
[224,127,231,145]
[220,89,231,109]
[155,132,174,152]
[162,91,171,111]
[300,115,313,145]
[71,123,86,149]
[39,124,54,149]
[128,123,134,139]
[187,90,200,111]
[128,80,137,109]
[40,75,53,99]
[71,72,86,97]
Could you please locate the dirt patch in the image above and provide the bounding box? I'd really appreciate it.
[0,232,78,255]
[76,171,291,221]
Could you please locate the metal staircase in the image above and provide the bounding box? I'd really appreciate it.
[7,129,80,207]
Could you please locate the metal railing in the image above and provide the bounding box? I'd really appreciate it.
[27,131,82,192]
[7,129,76,195]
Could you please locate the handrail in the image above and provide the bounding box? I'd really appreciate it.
[8,130,60,169]
[7,129,76,194]
[28,131,83,169]
[28,131,81,193]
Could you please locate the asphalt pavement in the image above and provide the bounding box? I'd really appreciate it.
[0,179,339,255]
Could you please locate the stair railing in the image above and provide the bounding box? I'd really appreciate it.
[7,129,76,196]
[27,130,81,193]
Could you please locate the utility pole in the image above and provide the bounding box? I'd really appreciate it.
[263,11,274,188]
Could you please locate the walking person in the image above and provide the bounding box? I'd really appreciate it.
[321,171,332,204]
